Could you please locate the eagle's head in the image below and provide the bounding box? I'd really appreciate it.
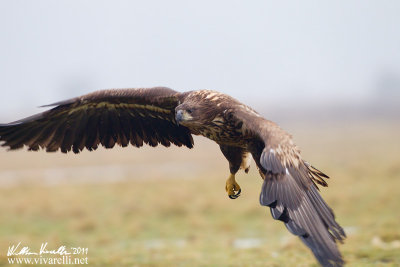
[174,90,227,128]
[175,102,210,127]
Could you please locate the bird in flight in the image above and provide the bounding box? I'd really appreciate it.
[0,87,345,266]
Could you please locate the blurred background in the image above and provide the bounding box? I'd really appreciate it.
[0,1,399,266]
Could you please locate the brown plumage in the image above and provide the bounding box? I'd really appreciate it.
[0,87,345,267]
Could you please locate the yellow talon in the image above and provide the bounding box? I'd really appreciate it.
[225,174,241,199]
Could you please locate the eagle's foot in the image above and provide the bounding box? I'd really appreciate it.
[225,174,241,199]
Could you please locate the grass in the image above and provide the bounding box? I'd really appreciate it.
[0,120,399,266]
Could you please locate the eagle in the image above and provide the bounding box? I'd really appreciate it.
[0,87,345,266]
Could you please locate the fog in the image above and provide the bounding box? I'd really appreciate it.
[1,0,399,122]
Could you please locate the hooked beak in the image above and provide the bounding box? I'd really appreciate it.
[175,109,193,125]
[175,110,184,125]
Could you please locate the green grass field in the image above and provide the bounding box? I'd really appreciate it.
[0,120,399,266]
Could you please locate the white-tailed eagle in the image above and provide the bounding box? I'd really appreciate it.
[0,87,345,266]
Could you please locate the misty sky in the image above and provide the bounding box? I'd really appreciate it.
[1,1,399,121]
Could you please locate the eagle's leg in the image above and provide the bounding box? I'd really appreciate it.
[220,145,249,199]
[225,173,241,199]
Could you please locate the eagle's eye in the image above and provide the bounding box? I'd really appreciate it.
[186,109,193,114]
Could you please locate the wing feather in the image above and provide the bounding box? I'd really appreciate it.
[0,87,194,153]
[242,115,345,267]
[71,110,89,153]
[84,110,101,151]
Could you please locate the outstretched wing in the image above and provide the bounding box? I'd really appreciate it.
[0,87,193,153]
[243,116,346,267]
